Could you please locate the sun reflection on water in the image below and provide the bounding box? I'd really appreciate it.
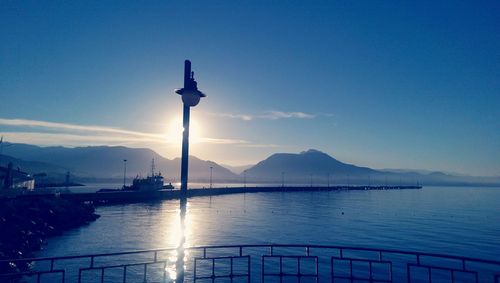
[165,198,191,282]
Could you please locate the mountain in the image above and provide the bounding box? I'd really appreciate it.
[243,149,500,186]
[244,149,376,183]
[0,154,67,176]
[1,143,239,182]
[3,143,499,186]
[170,157,239,182]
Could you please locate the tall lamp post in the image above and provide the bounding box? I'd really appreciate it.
[174,60,206,283]
[175,60,206,198]
[243,170,247,188]
[210,166,213,189]
[123,159,127,189]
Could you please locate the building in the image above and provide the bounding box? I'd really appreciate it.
[0,162,35,191]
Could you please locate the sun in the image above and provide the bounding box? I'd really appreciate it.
[166,116,202,144]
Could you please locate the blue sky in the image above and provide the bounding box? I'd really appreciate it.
[1,1,499,175]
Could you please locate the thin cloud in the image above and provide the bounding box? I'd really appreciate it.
[237,143,280,148]
[209,113,254,121]
[2,132,253,147]
[0,132,156,147]
[0,118,162,139]
[199,137,250,145]
[260,111,315,120]
[208,111,331,121]
[0,118,256,147]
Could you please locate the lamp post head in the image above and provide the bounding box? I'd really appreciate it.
[175,60,206,107]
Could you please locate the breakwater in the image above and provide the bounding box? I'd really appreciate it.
[57,185,422,204]
[0,197,100,275]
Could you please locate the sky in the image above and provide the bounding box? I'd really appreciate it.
[0,1,499,176]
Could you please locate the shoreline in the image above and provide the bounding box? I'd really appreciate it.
[0,197,100,275]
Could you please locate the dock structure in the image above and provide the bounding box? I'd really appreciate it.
[50,185,422,204]
[2,185,422,204]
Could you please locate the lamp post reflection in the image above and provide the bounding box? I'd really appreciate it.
[174,197,187,282]
[165,197,190,282]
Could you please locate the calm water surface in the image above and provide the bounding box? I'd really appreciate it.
[39,186,500,260]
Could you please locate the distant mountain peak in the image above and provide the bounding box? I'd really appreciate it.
[300,149,325,155]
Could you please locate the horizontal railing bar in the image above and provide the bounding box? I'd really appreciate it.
[333,275,391,282]
[195,255,249,260]
[0,269,65,277]
[80,260,168,271]
[331,257,393,264]
[407,263,479,273]
[2,244,499,267]
[0,249,174,263]
[195,274,249,279]
[263,273,318,277]
[263,255,317,258]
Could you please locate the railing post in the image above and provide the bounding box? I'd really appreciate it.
[248,255,251,283]
[407,263,411,283]
[261,256,265,283]
[193,258,197,282]
[315,257,319,278]
[279,256,283,283]
[230,257,234,279]
[369,261,373,281]
[297,257,301,276]
[349,259,353,279]
[212,258,215,281]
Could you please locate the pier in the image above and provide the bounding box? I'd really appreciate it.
[52,185,422,204]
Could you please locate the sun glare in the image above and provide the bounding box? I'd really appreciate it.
[167,116,202,144]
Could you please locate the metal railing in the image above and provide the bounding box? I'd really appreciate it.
[1,244,499,282]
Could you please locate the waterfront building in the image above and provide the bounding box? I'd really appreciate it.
[0,162,35,191]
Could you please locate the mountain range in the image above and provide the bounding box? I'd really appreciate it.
[1,143,499,186]
[0,143,237,182]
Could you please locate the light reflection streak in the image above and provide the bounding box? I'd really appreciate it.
[165,197,189,282]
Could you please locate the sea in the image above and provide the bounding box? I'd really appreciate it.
[34,185,500,282]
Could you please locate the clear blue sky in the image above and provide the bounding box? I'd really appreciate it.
[1,1,499,175]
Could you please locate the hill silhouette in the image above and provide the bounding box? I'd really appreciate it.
[246,149,375,182]
[2,143,238,182]
[2,143,498,186]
